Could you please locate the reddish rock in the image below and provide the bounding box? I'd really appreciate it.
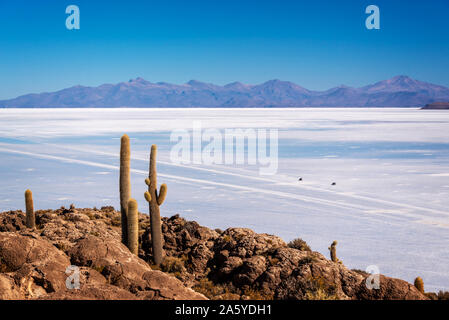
[0,232,72,298]
[0,209,429,300]
[356,275,426,300]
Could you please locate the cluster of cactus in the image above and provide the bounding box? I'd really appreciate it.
[328,240,341,264]
[25,189,35,228]
[414,276,424,293]
[119,136,166,262]
[119,134,140,255]
[144,145,167,266]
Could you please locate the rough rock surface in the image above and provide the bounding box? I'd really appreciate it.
[0,208,205,300]
[0,208,427,300]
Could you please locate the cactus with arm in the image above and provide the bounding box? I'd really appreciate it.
[144,145,167,266]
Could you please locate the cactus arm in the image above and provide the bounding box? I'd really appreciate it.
[157,184,167,206]
[144,191,152,202]
[147,144,164,266]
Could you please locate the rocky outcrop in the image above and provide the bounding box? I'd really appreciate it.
[156,215,427,300]
[67,236,203,299]
[0,231,71,298]
[0,208,428,300]
[356,275,426,300]
[0,208,205,300]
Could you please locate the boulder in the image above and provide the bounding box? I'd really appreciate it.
[355,275,426,300]
[216,228,286,258]
[68,236,206,300]
[0,232,72,298]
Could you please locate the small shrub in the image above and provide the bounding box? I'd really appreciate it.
[193,278,223,298]
[304,275,339,300]
[304,287,339,300]
[160,256,186,274]
[288,238,311,252]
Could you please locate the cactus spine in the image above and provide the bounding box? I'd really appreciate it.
[414,277,424,294]
[144,145,167,266]
[127,199,139,255]
[120,134,131,246]
[25,189,35,229]
[328,240,341,263]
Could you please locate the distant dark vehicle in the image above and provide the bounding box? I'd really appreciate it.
[331,182,336,186]
[298,177,303,181]
[421,102,449,109]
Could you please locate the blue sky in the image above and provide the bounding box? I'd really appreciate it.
[0,0,448,99]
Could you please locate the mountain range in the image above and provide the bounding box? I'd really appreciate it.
[1,75,449,108]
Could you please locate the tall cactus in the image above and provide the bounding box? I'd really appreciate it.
[328,240,341,263]
[127,198,139,255]
[144,145,167,266]
[414,277,424,293]
[120,134,131,246]
[25,189,35,229]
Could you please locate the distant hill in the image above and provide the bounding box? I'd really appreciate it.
[1,75,449,108]
[421,102,449,109]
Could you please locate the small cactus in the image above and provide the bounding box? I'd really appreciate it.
[127,199,139,255]
[120,134,131,246]
[25,189,35,229]
[414,277,424,293]
[144,144,167,266]
[328,240,341,263]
